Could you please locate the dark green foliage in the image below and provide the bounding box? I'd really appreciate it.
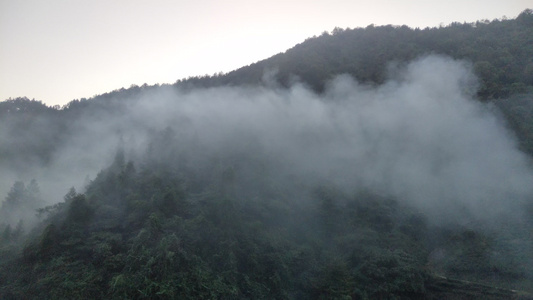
[1,10,533,300]
[177,10,533,101]
[66,194,94,225]
[0,124,531,299]
[0,98,64,171]
[38,224,59,260]
[351,250,427,299]
[494,92,533,155]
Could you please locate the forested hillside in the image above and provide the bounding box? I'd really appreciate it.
[1,9,533,299]
[179,9,533,99]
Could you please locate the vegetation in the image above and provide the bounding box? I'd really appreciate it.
[2,136,530,299]
[1,9,533,299]
[178,9,533,100]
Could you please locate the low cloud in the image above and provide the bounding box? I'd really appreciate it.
[2,55,532,226]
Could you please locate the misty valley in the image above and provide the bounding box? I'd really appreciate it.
[1,10,533,300]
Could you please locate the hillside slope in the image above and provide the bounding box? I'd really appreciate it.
[178,9,533,100]
[1,10,533,300]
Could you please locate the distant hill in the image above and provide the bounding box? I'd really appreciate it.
[177,9,533,100]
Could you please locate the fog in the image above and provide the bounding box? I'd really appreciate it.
[2,55,532,226]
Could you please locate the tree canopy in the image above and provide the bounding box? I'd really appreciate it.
[1,9,533,299]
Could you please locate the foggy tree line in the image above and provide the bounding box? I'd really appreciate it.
[178,9,533,100]
[2,128,529,298]
[1,9,533,299]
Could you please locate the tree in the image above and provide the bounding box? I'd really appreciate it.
[66,194,93,225]
[0,180,44,226]
[4,181,26,210]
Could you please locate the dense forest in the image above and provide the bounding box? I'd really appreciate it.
[1,9,533,299]
[179,9,533,99]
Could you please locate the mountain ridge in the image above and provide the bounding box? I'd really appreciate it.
[1,9,533,299]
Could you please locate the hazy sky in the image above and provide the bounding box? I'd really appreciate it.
[0,0,530,106]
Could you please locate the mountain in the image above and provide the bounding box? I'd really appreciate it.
[178,9,533,99]
[1,9,533,299]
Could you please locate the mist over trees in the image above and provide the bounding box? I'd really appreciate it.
[1,9,533,299]
[179,9,533,98]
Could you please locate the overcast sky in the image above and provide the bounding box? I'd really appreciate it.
[0,0,530,106]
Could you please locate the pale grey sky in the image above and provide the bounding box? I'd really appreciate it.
[0,0,530,106]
